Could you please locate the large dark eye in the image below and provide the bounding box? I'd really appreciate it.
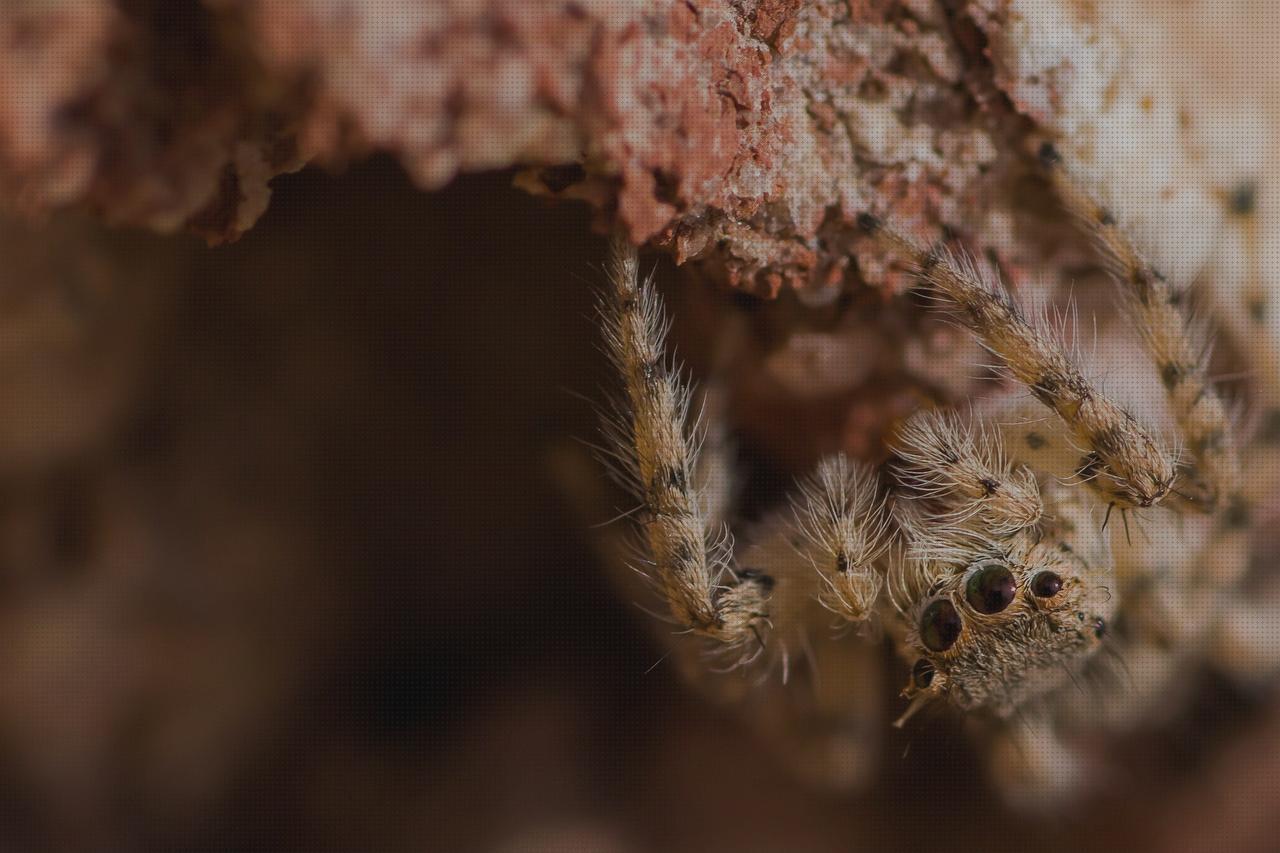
[965,562,1016,614]
[920,599,962,651]
[1031,571,1063,598]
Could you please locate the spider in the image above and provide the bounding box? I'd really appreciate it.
[594,142,1280,806]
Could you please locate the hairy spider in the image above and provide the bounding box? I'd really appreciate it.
[593,144,1280,806]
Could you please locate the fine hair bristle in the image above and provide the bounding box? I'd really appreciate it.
[598,235,768,660]
[892,409,1043,536]
[1044,153,1241,516]
[790,454,890,624]
[866,220,1176,511]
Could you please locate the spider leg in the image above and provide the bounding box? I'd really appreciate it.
[789,454,891,625]
[1205,443,1280,682]
[1208,579,1280,683]
[858,213,1175,512]
[1203,189,1280,407]
[756,457,891,791]
[599,239,890,680]
[1042,150,1267,714]
[1042,143,1241,518]
[678,461,889,790]
[890,408,1043,537]
[597,237,769,664]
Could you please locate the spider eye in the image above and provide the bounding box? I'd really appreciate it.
[1030,571,1063,598]
[920,599,962,651]
[912,658,935,688]
[965,562,1016,614]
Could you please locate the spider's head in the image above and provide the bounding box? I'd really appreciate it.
[895,534,1116,721]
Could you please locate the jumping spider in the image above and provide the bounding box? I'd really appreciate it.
[595,144,1280,805]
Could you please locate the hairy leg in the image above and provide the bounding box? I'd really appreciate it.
[891,407,1043,538]
[599,239,889,674]
[1040,143,1241,517]
[857,214,1175,511]
[598,238,769,662]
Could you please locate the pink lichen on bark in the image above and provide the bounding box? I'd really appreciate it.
[0,1,1043,290]
[247,0,1024,293]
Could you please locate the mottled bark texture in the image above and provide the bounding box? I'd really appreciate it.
[2,1,1053,295]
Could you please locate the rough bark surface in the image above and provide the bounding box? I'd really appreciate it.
[7,1,1273,342]
[2,1,1041,295]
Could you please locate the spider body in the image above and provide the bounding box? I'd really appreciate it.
[893,472,1116,719]
[593,148,1280,805]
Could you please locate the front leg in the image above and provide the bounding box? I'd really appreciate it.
[598,237,769,664]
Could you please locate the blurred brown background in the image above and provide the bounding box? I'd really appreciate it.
[0,157,1277,853]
